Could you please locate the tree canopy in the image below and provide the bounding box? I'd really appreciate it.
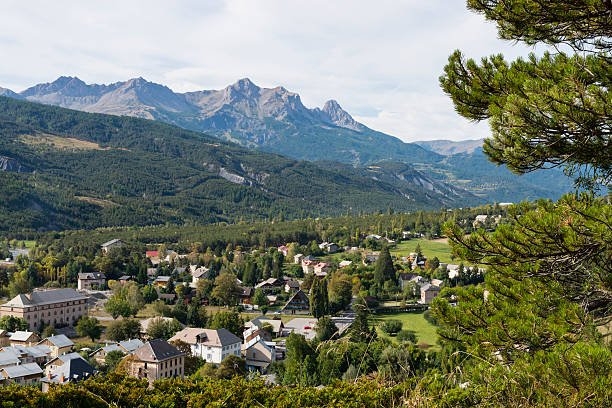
[433,0,612,403]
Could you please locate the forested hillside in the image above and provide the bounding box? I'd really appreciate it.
[0,97,482,231]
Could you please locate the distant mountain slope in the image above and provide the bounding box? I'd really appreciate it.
[413,148,574,203]
[0,96,482,231]
[2,77,574,203]
[414,139,484,155]
[6,76,440,165]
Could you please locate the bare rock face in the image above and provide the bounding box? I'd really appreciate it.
[0,87,24,99]
[15,76,368,134]
[0,156,30,172]
[5,76,441,165]
[317,99,366,131]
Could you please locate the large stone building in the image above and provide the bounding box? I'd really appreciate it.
[0,288,89,331]
[124,339,184,386]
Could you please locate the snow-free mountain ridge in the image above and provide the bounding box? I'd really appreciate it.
[6,76,440,164]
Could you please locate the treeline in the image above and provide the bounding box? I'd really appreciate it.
[27,203,513,254]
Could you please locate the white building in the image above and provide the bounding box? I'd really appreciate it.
[77,273,106,290]
[168,328,241,364]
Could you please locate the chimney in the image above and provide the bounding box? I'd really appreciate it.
[60,374,64,383]
[47,373,51,380]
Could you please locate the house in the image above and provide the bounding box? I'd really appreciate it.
[157,292,177,304]
[101,239,125,255]
[147,268,157,280]
[89,339,144,364]
[282,290,310,315]
[277,245,289,256]
[365,234,382,240]
[9,331,39,347]
[339,260,352,268]
[139,317,178,337]
[318,242,339,253]
[0,288,89,331]
[118,275,132,284]
[314,262,330,276]
[44,352,84,375]
[0,330,10,347]
[398,273,419,290]
[283,317,318,340]
[362,254,379,265]
[284,280,300,293]
[293,254,304,264]
[255,278,283,292]
[0,350,20,368]
[243,326,272,343]
[240,287,254,305]
[301,259,316,275]
[124,339,185,386]
[41,353,97,392]
[190,266,210,285]
[154,276,171,287]
[37,335,73,358]
[431,279,444,287]
[442,264,460,279]
[77,272,106,290]
[473,214,488,227]
[0,362,43,386]
[245,317,284,338]
[243,339,276,373]
[146,250,160,259]
[1,344,51,366]
[23,345,52,365]
[168,328,241,364]
[420,284,441,304]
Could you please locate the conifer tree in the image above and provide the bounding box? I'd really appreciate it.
[432,0,612,398]
[374,246,394,287]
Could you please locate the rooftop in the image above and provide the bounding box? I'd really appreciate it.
[101,239,124,247]
[168,328,241,347]
[10,331,37,342]
[42,354,96,384]
[1,362,42,379]
[133,339,184,363]
[42,334,74,348]
[3,288,88,309]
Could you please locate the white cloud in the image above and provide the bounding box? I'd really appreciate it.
[0,0,541,141]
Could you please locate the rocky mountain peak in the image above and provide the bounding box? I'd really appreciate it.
[321,99,366,132]
[0,87,23,99]
[124,77,149,87]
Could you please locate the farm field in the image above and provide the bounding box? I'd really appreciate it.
[373,311,440,350]
[390,239,454,264]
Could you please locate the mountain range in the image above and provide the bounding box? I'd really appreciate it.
[2,76,440,164]
[414,139,484,156]
[0,96,484,231]
[1,77,574,208]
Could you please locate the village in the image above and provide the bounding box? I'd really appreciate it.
[0,219,491,389]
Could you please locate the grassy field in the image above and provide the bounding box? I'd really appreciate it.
[390,239,454,264]
[373,312,440,350]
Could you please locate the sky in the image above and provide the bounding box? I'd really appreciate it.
[0,0,542,142]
